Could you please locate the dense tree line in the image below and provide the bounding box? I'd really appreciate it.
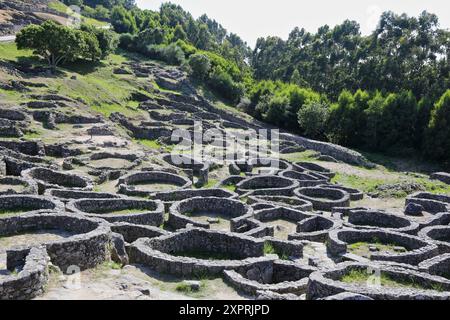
[252,11,450,102]
[16,2,450,165]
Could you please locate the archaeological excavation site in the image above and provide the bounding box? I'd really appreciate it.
[1,0,450,306]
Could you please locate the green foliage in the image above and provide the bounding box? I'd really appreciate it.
[424,90,450,162]
[145,43,185,65]
[298,101,330,139]
[16,21,101,70]
[111,5,137,34]
[80,24,118,58]
[188,53,211,79]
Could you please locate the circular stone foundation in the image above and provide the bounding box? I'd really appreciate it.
[44,189,122,202]
[127,227,270,277]
[168,197,252,231]
[67,198,164,226]
[406,192,450,214]
[327,228,439,265]
[0,212,111,272]
[307,262,450,300]
[289,215,342,242]
[0,195,64,216]
[86,152,141,171]
[279,170,329,187]
[319,184,364,201]
[345,209,420,235]
[224,259,316,296]
[248,158,292,175]
[294,187,350,211]
[0,176,38,195]
[151,188,238,211]
[236,175,299,196]
[22,167,93,194]
[293,162,335,178]
[118,171,192,197]
[419,226,450,254]
[247,195,313,211]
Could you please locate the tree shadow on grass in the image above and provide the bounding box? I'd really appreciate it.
[61,59,107,75]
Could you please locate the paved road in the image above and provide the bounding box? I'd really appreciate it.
[0,35,16,42]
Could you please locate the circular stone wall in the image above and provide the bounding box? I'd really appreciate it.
[236,175,299,196]
[22,167,93,194]
[127,227,269,277]
[168,197,252,231]
[0,212,111,271]
[279,170,329,187]
[67,198,164,226]
[327,228,439,265]
[293,162,335,178]
[0,195,64,216]
[419,226,450,254]
[307,262,450,300]
[294,187,350,211]
[118,171,192,197]
[0,176,38,195]
[345,209,420,235]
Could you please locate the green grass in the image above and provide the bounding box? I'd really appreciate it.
[0,43,33,62]
[263,242,289,260]
[222,184,236,192]
[134,139,163,150]
[341,269,440,291]
[280,150,317,163]
[332,173,386,193]
[175,281,206,294]
[201,179,218,189]
[0,208,27,215]
[48,1,108,27]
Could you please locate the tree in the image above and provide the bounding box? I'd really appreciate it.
[424,90,450,161]
[16,21,101,70]
[111,5,137,34]
[298,101,330,139]
[81,24,118,58]
[188,53,211,79]
[173,24,187,42]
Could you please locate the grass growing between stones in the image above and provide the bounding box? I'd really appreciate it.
[0,208,28,215]
[263,242,289,260]
[341,269,443,291]
[348,240,406,258]
[175,281,206,294]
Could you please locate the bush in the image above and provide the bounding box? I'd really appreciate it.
[81,24,118,58]
[16,21,101,70]
[188,53,211,79]
[208,66,243,103]
[144,43,185,65]
[298,101,330,139]
[424,90,450,161]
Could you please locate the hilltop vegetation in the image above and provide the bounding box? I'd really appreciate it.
[6,0,450,167]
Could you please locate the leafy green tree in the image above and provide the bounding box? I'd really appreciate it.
[173,24,187,42]
[81,24,118,58]
[188,53,211,79]
[298,101,330,139]
[424,90,450,161]
[111,5,137,34]
[15,21,101,70]
[208,66,243,103]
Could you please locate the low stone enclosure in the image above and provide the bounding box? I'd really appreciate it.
[0,212,111,272]
[224,259,316,296]
[307,262,450,300]
[419,226,450,254]
[406,192,450,214]
[236,175,300,196]
[127,227,272,277]
[345,209,420,235]
[294,187,351,211]
[22,167,93,194]
[0,246,49,300]
[327,228,439,265]
[167,196,252,231]
[0,195,64,215]
[117,171,192,197]
[0,176,38,195]
[66,198,164,226]
[279,170,329,187]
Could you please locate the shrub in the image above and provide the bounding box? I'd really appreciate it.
[424,90,450,162]
[188,53,211,79]
[144,43,185,65]
[298,101,330,139]
[208,66,243,103]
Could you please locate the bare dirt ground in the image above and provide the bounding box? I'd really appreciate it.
[38,264,247,300]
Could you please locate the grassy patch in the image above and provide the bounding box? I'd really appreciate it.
[175,281,206,294]
[201,179,219,189]
[348,240,406,258]
[0,208,27,215]
[341,269,439,291]
[331,173,386,193]
[280,150,317,163]
[105,209,147,215]
[0,42,33,62]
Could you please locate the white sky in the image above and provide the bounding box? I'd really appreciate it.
[135,0,450,47]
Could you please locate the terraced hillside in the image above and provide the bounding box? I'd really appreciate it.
[1,41,450,300]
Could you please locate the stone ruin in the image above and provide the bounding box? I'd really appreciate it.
[1,68,450,301]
